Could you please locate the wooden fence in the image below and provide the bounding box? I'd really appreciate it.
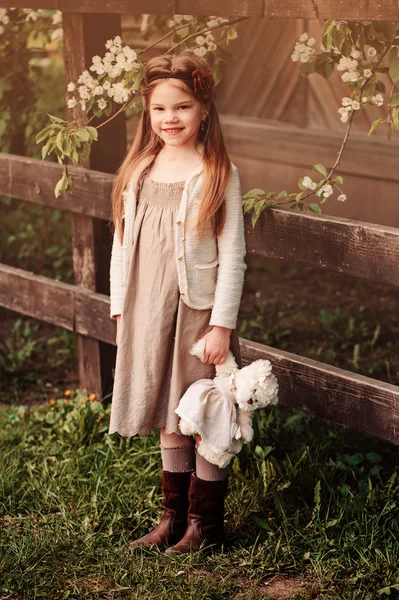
[0,0,398,445]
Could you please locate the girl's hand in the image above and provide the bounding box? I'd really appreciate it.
[199,326,232,365]
[115,315,121,346]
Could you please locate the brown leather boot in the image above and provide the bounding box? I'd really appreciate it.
[165,472,228,555]
[132,470,192,550]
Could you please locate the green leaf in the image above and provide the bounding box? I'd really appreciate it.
[368,118,382,136]
[388,47,399,83]
[56,130,64,152]
[243,198,255,214]
[332,28,345,51]
[75,128,90,142]
[47,113,67,124]
[36,126,54,144]
[313,164,327,177]
[392,106,399,129]
[243,188,265,199]
[177,26,189,38]
[87,126,98,140]
[276,190,287,199]
[333,175,343,184]
[41,139,52,159]
[388,92,399,107]
[308,203,321,214]
[227,27,238,41]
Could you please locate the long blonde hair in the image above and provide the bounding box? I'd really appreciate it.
[111,49,232,244]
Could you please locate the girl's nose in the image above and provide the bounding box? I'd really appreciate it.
[164,112,179,122]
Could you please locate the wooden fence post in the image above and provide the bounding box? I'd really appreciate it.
[63,12,126,399]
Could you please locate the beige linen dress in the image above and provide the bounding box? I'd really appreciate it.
[108,166,242,437]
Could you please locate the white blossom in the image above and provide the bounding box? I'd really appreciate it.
[78,70,97,88]
[98,98,107,110]
[168,19,176,28]
[205,33,215,44]
[299,32,309,42]
[366,46,377,59]
[371,93,384,106]
[108,82,130,103]
[338,107,349,122]
[317,184,333,198]
[94,85,103,95]
[351,100,360,110]
[341,70,360,83]
[206,19,218,27]
[80,101,87,111]
[195,35,205,45]
[350,48,361,59]
[51,27,63,41]
[122,46,137,63]
[303,176,317,190]
[67,82,75,92]
[194,46,207,57]
[103,80,111,91]
[24,9,39,21]
[182,15,192,21]
[2,14,9,25]
[363,68,373,78]
[341,97,352,107]
[52,10,62,25]
[337,56,358,72]
[67,97,77,108]
[307,36,316,47]
[291,40,315,64]
[207,42,217,51]
[362,96,368,103]
[78,85,91,101]
[337,194,347,202]
[174,14,183,23]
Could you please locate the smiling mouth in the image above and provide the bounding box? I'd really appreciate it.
[163,128,184,133]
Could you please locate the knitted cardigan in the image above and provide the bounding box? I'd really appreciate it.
[109,154,247,330]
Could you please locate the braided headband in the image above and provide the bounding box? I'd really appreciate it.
[145,68,214,100]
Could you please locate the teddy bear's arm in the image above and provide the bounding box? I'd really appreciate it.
[237,410,254,443]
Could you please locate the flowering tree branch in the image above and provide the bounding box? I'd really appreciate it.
[244,21,399,227]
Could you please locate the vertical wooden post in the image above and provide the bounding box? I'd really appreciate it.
[63,12,127,399]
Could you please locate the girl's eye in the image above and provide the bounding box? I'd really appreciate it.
[154,106,189,111]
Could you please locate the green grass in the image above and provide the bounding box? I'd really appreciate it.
[1,391,398,599]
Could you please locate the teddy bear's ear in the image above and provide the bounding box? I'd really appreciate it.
[258,375,266,382]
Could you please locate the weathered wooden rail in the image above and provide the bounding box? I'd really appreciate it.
[0,1,398,444]
[1,153,398,444]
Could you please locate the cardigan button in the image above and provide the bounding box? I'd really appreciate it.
[180,292,185,295]
[178,256,183,260]
[176,220,182,225]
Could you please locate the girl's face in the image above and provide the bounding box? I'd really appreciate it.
[149,80,207,150]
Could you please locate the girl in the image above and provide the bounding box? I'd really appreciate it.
[108,49,247,554]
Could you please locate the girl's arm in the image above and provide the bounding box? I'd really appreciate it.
[109,227,125,320]
[209,165,247,331]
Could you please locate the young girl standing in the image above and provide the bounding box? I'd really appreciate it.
[108,49,247,554]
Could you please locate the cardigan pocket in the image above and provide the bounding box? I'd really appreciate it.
[195,258,219,297]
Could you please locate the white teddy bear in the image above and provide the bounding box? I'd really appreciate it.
[175,338,279,468]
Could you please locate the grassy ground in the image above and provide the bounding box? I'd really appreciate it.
[1,390,398,599]
[1,257,399,598]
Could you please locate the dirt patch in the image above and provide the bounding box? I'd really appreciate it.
[260,574,313,599]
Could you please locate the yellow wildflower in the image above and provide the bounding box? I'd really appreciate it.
[89,393,96,401]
